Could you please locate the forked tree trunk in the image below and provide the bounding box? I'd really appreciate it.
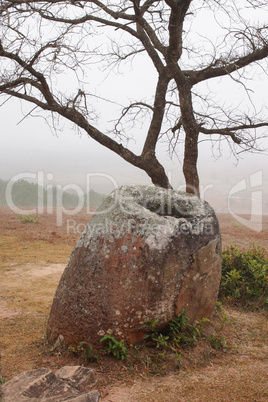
[177,79,200,197]
[183,132,200,196]
[143,154,173,189]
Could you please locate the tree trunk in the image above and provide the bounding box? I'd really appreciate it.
[183,132,200,196]
[143,152,172,189]
[177,79,200,196]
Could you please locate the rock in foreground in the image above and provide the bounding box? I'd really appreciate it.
[47,186,222,348]
[3,366,99,401]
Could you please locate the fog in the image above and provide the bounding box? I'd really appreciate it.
[1,4,268,218]
[1,95,267,218]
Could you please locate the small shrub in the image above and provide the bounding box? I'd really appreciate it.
[141,309,230,369]
[220,244,268,310]
[169,310,209,346]
[208,334,228,352]
[100,334,128,360]
[18,213,39,223]
[153,333,169,348]
[68,340,98,362]
[143,318,167,347]
[143,310,209,350]
[143,318,159,333]
[79,341,99,362]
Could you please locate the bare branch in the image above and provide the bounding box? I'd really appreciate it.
[1,0,268,193]
[188,42,268,85]
[0,40,58,106]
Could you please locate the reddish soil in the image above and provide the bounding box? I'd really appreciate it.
[218,213,268,252]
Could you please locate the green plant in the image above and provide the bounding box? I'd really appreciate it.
[173,351,183,369]
[143,310,209,350]
[220,244,268,309]
[143,318,170,348]
[140,309,231,370]
[169,309,209,346]
[68,341,98,362]
[208,334,228,352]
[100,334,128,360]
[18,213,39,223]
[79,341,99,362]
[143,318,167,347]
[169,309,189,332]
[206,301,232,353]
[214,302,229,329]
[152,333,169,348]
[143,318,159,333]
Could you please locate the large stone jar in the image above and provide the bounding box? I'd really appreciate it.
[47,186,222,348]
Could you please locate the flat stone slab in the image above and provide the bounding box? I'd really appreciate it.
[3,366,99,402]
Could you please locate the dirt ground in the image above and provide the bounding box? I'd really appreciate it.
[0,207,267,401]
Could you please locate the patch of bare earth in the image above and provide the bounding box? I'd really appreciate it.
[0,207,267,400]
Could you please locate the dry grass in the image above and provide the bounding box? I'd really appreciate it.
[0,263,64,379]
[1,235,72,265]
[0,206,94,266]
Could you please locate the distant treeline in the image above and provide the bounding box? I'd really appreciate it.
[0,178,106,208]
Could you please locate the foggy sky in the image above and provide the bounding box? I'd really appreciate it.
[1,95,267,217]
[1,5,268,218]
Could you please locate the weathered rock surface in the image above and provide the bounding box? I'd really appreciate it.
[47,186,222,348]
[3,366,100,402]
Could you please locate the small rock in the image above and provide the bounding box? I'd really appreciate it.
[53,334,65,350]
[100,386,109,398]
[3,366,100,401]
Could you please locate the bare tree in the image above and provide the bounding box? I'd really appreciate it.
[0,0,267,195]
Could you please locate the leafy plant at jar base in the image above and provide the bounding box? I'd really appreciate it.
[169,309,209,346]
[79,341,99,362]
[100,334,128,361]
[143,318,159,333]
[143,318,170,348]
[143,310,209,351]
[140,307,231,370]
[152,333,169,349]
[68,340,98,362]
